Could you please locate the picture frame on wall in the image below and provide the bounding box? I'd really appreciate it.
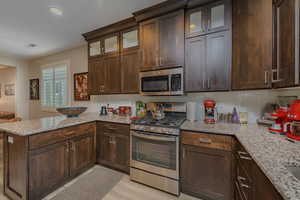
[30,79,39,100]
[4,84,15,96]
[74,72,90,101]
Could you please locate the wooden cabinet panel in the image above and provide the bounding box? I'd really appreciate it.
[185,36,207,92]
[121,49,140,93]
[140,19,159,71]
[232,0,273,89]
[159,10,184,68]
[181,144,233,200]
[29,141,69,200]
[98,122,130,173]
[70,133,95,176]
[104,54,121,94]
[273,0,296,88]
[88,58,105,95]
[206,31,231,90]
[185,31,231,92]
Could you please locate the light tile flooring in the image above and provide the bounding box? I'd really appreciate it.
[0,139,201,200]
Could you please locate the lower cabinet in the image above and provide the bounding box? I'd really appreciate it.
[69,133,95,176]
[181,131,234,200]
[4,123,96,200]
[29,142,69,200]
[234,140,284,200]
[97,122,130,173]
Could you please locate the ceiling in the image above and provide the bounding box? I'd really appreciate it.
[0,0,165,59]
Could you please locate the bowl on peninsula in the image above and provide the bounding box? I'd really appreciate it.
[56,107,87,118]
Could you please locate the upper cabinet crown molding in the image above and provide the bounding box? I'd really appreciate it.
[82,17,137,41]
[133,0,188,22]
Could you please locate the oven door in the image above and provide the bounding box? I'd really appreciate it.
[130,131,179,179]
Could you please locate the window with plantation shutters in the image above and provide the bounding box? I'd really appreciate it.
[41,63,68,109]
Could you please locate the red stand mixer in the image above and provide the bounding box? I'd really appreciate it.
[204,100,217,124]
[268,107,289,134]
[285,100,300,141]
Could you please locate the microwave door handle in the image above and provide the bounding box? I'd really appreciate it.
[131,132,176,142]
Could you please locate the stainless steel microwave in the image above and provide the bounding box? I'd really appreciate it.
[139,68,184,96]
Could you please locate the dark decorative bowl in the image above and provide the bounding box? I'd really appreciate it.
[56,107,87,118]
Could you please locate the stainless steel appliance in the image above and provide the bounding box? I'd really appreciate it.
[130,103,186,195]
[139,68,184,96]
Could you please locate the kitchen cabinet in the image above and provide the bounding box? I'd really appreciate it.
[97,122,130,173]
[103,54,121,94]
[234,140,284,200]
[181,131,234,200]
[139,9,184,71]
[121,49,140,93]
[232,0,273,89]
[185,31,231,92]
[185,0,231,38]
[29,142,69,200]
[70,132,95,176]
[88,58,105,95]
[4,123,96,200]
[272,0,297,88]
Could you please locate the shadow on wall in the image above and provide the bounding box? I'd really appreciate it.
[0,65,16,113]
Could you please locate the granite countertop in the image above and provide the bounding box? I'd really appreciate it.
[0,113,131,136]
[181,120,300,200]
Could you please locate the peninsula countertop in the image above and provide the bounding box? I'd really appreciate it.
[0,113,131,136]
[181,120,300,200]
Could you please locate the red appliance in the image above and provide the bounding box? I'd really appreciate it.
[286,100,300,141]
[204,100,216,124]
[268,108,288,134]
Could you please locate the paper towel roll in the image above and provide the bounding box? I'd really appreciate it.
[187,102,197,122]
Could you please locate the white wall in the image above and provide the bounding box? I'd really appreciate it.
[0,55,29,119]
[27,45,300,123]
[0,67,16,112]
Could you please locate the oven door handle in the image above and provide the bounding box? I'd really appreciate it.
[131,132,176,142]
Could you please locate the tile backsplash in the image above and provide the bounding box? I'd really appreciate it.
[70,88,300,124]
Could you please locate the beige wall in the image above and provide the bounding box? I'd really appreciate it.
[27,45,300,123]
[0,55,29,119]
[28,45,90,119]
[0,67,16,113]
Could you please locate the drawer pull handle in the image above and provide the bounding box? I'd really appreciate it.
[65,131,75,136]
[238,151,252,160]
[238,176,250,189]
[198,138,212,144]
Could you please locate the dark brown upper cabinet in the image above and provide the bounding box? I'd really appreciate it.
[185,31,231,92]
[232,0,273,90]
[139,19,159,71]
[83,17,139,95]
[139,10,184,71]
[186,0,232,38]
[272,0,297,88]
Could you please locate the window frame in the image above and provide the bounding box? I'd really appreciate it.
[40,60,71,112]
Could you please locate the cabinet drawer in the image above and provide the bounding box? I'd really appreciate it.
[29,123,96,150]
[63,123,95,139]
[101,122,130,136]
[181,131,233,151]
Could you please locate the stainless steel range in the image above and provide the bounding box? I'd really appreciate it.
[130,103,186,195]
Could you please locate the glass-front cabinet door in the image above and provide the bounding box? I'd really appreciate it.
[122,28,139,50]
[104,35,119,54]
[89,40,102,57]
[186,8,206,37]
[207,1,229,33]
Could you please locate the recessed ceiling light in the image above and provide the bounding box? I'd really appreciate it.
[49,6,63,16]
[28,44,37,48]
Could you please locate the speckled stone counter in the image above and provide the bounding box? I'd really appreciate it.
[181,121,300,200]
[0,113,130,136]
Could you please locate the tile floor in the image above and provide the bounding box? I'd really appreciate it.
[0,139,201,200]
